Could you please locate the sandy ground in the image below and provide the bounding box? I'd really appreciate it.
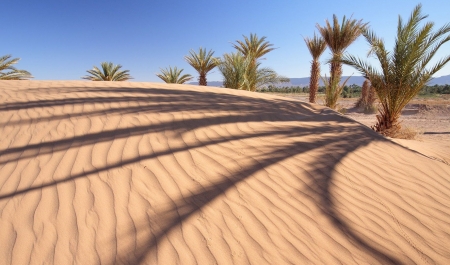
[1,81,450,264]
[278,93,450,164]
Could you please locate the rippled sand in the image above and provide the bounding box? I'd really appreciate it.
[1,81,449,264]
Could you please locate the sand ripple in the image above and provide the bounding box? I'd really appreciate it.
[1,81,449,264]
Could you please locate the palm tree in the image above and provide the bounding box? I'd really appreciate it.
[222,33,287,91]
[216,53,249,90]
[342,4,450,136]
[304,34,327,103]
[156,66,193,84]
[232,33,275,64]
[184,48,217,86]
[82,62,132,81]
[0,54,32,80]
[216,53,289,91]
[317,15,367,108]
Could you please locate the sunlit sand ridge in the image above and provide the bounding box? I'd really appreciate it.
[0,80,449,264]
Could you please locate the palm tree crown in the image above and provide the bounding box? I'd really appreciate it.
[304,34,327,60]
[342,4,450,136]
[304,34,327,103]
[0,54,33,80]
[184,48,217,86]
[317,15,367,56]
[82,62,132,81]
[156,66,193,84]
[232,33,275,62]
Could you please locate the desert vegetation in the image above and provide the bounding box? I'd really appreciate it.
[0,54,32,80]
[316,15,367,109]
[82,62,132,81]
[156,66,193,84]
[342,4,450,136]
[216,34,289,91]
[355,79,377,112]
[184,48,217,86]
[304,34,326,103]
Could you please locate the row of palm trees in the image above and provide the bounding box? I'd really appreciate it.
[3,5,449,136]
[155,34,288,91]
[154,47,217,85]
[304,4,450,136]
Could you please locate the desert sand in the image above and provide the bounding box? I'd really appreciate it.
[1,80,449,264]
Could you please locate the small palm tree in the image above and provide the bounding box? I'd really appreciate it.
[224,34,286,91]
[304,34,327,103]
[216,53,249,89]
[317,15,367,108]
[184,48,217,86]
[82,62,132,81]
[156,66,193,84]
[216,53,288,91]
[342,4,450,136]
[0,54,33,80]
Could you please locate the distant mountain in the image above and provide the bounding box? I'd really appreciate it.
[188,81,223,87]
[281,76,367,87]
[189,74,450,87]
[429,75,450,85]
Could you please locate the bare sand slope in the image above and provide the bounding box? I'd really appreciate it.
[1,81,449,265]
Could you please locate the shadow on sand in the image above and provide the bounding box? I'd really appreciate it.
[0,83,401,264]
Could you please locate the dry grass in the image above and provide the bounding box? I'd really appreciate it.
[392,126,423,140]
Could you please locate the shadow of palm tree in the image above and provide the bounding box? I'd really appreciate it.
[0,83,400,264]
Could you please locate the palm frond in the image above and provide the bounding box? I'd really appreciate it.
[0,54,33,80]
[156,66,193,84]
[232,33,276,62]
[82,62,132,81]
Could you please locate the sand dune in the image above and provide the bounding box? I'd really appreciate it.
[1,80,449,264]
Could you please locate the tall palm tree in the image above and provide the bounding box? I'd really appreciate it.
[304,34,327,103]
[0,54,33,80]
[317,15,367,108]
[82,62,132,81]
[184,48,217,86]
[342,4,450,136]
[156,66,193,84]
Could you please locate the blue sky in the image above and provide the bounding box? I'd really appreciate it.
[3,0,450,82]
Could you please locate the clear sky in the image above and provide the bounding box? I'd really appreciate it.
[3,0,450,82]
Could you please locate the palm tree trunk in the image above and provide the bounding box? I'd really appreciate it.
[356,79,370,108]
[199,75,207,86]
[367,84,377,105]
[326,56,343,108]
[309,60,320,103]
[373,104,401,136]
